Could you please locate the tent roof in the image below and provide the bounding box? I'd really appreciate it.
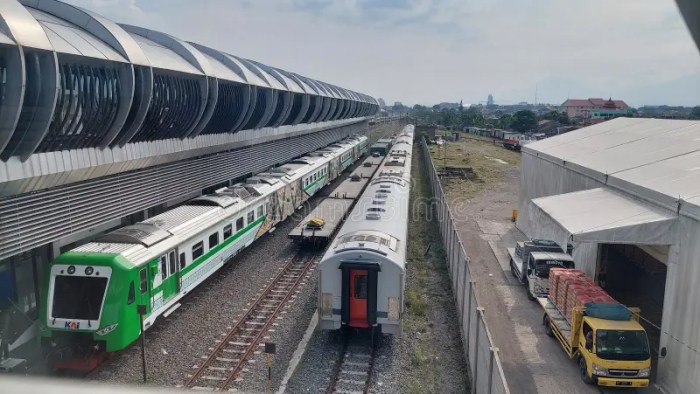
[528,188,678,246]
[523,118,700,219]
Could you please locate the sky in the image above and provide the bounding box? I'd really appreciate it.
[62,0,700,107]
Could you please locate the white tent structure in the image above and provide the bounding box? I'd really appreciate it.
[517,117,700,394]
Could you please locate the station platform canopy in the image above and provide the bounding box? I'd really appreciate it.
[527,187,678,248]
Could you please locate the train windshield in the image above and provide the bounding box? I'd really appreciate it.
[52,275,108,320]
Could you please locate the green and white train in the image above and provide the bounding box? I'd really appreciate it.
[40,135,368,368]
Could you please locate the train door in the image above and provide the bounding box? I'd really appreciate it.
[340,263,379,329]
[349,270,369,327]
[161,249,179,302]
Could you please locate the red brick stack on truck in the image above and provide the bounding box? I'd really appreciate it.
[539,268,652,388]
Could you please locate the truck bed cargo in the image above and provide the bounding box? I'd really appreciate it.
[538,270,652,388]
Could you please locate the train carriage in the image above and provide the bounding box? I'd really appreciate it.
[318,126,414,335]
[41,134,367,367]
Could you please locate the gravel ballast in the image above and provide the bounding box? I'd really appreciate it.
[284,137,469,394]
[88,146,378,389]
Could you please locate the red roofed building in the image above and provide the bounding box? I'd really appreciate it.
[560,97,629,119]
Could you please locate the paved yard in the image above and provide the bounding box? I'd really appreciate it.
[433,137,661,394]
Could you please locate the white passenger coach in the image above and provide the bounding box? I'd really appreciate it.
[318,125,414,335]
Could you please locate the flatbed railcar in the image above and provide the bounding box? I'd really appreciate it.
[40,135,367,370]
[318,125,414,335]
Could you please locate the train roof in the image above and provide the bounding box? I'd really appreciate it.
[68,134,367,264]
[322,125,415,269]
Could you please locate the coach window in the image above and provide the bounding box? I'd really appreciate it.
[168,251,176,275]
[160,256,168,280]
[236,217,244,231]
[139,268,148,293]
[192,241,204,260]
[247,211,255,224]
[179,253,186,270]
[257,206,263,218]
[209,232,219,249]
[355,275,368,299]
[160,256,167,280]
[223,224,233,239]
[127,282,135,305]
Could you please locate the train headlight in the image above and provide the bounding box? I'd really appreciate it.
[67,265,76,274]
[85,266,94,275]
[96,323,118,336]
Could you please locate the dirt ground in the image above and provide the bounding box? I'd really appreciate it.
[430,137,660,394]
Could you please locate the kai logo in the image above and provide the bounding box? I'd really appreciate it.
[64,321,80,329]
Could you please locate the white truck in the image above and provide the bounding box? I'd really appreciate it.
[508,239,575,300]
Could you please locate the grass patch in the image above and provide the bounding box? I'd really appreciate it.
[412,345,427,367]
[406,288,427,317]
[400,142,469,394]
[429,138,520,205]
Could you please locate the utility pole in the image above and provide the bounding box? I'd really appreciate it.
[265,342,276,393]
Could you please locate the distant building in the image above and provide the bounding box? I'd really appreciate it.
[435,102,461,110]
[537,120,561,136]
[393,101,403,107]
[591,108,634,120]
[538,119,580,137]
[487,94,494,106]
[561,97,629,119]
[377,98,387,108]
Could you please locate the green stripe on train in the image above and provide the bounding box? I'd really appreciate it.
[151,215,266,293]
[304,174,327,192]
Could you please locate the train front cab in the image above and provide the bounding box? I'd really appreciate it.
[340,262,379,330]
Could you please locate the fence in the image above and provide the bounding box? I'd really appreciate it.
[420,138,510,394]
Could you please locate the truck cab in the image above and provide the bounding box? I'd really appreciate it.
[508,240,575,300]
[577,317,651,387]
[540,299,652,388]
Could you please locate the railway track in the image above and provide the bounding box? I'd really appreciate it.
[183,250,318,390]
[326,335,376,394]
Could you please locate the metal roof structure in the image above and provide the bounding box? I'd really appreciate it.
[523,117,700,219]
[0,0,379,162]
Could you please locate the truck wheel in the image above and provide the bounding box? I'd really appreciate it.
[578,357,594,384]
[544,316,554,337]
[525,280,536,301]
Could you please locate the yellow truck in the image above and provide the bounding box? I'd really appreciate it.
[538,298,652,388]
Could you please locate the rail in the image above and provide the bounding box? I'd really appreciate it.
[183,250,318,390]
[420,137,511,394]
[326,335,375,394]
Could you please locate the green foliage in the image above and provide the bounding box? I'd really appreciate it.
[409,106,487,130]
[407,288,427,317]
[510,110,538,133]
[541,109,570,124]
[691,106,700,120]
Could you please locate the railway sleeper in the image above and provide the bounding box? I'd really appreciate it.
[337,378,366,385]
[216,357,240,363]
[339,370,369,376]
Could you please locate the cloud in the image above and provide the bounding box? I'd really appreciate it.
[60,0,700,106]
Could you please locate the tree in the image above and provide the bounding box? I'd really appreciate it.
[496,114,513,130]
[691,106,700,120]
[510,110,538,133]
[542,110,570,125]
